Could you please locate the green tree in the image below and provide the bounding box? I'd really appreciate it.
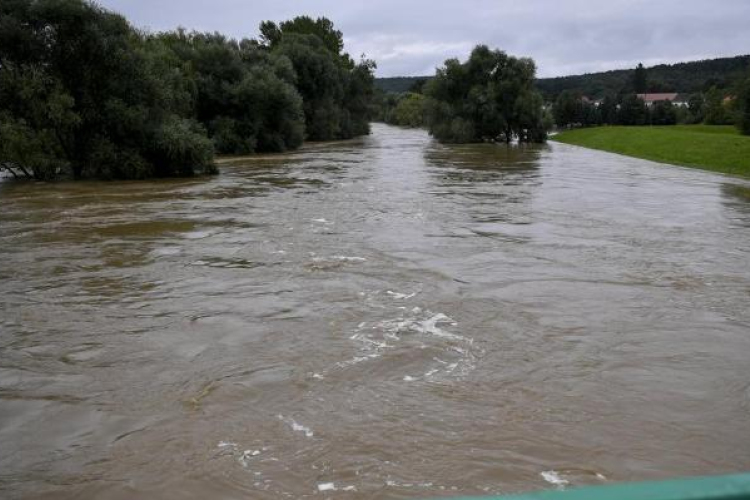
[687,93,705,123]
[0,0,215,179]
[704,87,729,125]
[599,94,619,125]
[618,94,648,125]
[390,93,426,127]
[152,30,305,154]
[650,100,677,125]
[737,76,750,135]
[553,90,579,128]
[424,45,547,143]
[633,63,648,93]
[260,16,375,141]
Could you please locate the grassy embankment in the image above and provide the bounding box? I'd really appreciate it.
[553,125,750,177]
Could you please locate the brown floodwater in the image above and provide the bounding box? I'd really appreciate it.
[1,124,750,499]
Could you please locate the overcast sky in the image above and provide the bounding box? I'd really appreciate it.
[98,0,750,78]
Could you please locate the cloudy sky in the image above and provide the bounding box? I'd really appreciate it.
[99,0,750,78]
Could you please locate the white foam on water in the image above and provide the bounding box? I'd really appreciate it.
[278,415,314,438]
[318,482,336,491]
[386,290,416,299]
[414,313,463,340]
[330,255,366,262]
[238,449,261,467]
[338,307,481,379]
[217,441,237,448]
[311,255,366,264]
[541,471,569,487]
[152,246,181,256]
[349,332,391,349]
[336,353,381,368]
[183,230,212,239]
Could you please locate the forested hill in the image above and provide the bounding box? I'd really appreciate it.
[536,55,750,99]
[375,76,428,93]
[376,54,750,98]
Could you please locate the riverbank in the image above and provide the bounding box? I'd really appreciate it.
[552,125,750,177]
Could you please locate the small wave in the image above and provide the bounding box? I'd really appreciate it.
[336,353,381,368]
[239,449,261,467]
[541,471,569,487]
[318,482,356,492]
[338,309,480,380]
[278,415,314,438]
[307,255,367,270]
[328,255,366,262]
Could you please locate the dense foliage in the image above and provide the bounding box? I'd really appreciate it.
[150,31,305,155]
[0,0,215,180]
[738,76,750,135]
[259,16,376,141]
[0,2,375,180]
[373,92,426,128]
[423,45,547,143]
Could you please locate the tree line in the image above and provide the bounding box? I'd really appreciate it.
[551,63,750,134]
[0,0,375,180]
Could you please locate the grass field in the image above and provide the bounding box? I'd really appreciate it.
[552,125,750,177]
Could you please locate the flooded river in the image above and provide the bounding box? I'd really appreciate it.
[1,124,750,499]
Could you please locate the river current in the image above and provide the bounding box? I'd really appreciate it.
[1,124,750,499]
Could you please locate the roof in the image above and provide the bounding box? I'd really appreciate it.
[636,93,678,102]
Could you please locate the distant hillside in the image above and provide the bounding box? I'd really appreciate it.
[375,76,429,94]
[536,55,750,100]
[375,54,750,99]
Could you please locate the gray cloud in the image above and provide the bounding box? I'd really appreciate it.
[99,0,750,77]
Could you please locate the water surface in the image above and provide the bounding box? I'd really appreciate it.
[1,124,750,499]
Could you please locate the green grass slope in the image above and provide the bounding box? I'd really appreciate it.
[553,125,750,177]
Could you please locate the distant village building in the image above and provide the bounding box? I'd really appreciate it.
[636,93,689,107]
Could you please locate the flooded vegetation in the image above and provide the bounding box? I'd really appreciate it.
[2,124,750,499]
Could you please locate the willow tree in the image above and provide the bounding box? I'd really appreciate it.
[0,0,215,180]
[423,45,547,143]
[259,16,376,141]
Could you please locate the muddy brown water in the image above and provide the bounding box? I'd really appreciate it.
[1,124,750,499]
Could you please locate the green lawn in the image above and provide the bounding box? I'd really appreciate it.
[552,125,750,177]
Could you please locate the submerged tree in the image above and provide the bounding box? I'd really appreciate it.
[423,45,547,143]
[151,30,305,154]
[0,0,216,180]
[259,16,376,141]
[0,4,376,180]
